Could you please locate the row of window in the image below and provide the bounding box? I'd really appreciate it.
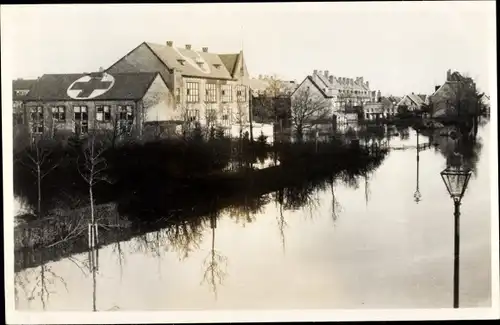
[184,109,230,124]
[179,83,247,104]
[29,105,134,134]
[339,89,370,95]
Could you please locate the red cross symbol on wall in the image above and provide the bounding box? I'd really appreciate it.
[70,76,113,98]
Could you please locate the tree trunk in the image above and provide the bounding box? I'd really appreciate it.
[37,164,41,219]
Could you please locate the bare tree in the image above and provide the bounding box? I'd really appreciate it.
[17,136,60,219]
[76,129,113,248]
[233,98,247,140]
[204,103,218,139]
[290,87,332,141]
[253,76,290,141]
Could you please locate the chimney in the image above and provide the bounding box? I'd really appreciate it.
[258,74,262,79]
[360,77,364,84]
[202,47,208,52]
[366,81,369,88]
[185,44,192,50]
[313,69,318,75]
[329,75,334,83]
[447,69,451,81]
[166,41,173,47]
[324,70,329,78]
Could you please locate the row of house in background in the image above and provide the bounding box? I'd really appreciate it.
[289,69,383,132]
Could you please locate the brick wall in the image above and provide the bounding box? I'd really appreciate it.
[24,99,140,138]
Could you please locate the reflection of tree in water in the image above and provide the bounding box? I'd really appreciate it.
[272,189,288,253]
[428,128,484,177]
[225,194,271,227]
[328,176,343,222]
[201,214,228,299]
[130,219,205,261]
[14,254,69,310]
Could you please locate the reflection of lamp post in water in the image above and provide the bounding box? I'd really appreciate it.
[414,129,422,203]
[440,164,472,309]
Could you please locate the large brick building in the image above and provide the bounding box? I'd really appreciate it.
[20,72,171,138]
[310,70,375,108]
[106,41,251,130]
[13,78,37,125]
[429,69,477,117]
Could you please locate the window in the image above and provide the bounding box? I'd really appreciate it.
[187,109,199,122]
[206,108,217,123]
[221,85,232,103]
[205,83,217,103]
[118,105,134,133]
[176,88,181,104]
[13,112,24,126]
[221,109,231,126]
[186,82,199,103]
[96,105,111,122]
[30,106,44,134]
[52,106,66,122]
[73,106,88,134]
[236,85,247,102]
[118,105,134,121]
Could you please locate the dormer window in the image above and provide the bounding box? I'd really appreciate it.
[177,59,186,66]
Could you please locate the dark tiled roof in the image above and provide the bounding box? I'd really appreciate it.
[219,54,239,76]
[24,72,160,101]
[13,79,37,90]
[292,76,333,98]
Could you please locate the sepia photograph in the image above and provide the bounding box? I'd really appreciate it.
[2,2,498,323]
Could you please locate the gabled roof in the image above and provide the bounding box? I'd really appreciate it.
[144,42,239,80]
[249,77,298,96]
[397,93,425,107]
[219,54,239,76]
[292,75,333,98]
[24,72,161,101]
[13,79,37,90]
[315,73,331,89]
[13,79,37,100]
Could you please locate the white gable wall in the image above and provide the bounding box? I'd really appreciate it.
[142,74,176,122]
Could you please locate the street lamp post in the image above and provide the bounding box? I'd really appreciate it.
[414,129,422,203]
[440,165,472,309]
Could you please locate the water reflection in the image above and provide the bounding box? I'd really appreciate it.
[201,214,228,298]
[13,121,491,310]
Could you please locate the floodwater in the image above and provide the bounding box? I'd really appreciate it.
[14,122,492,311]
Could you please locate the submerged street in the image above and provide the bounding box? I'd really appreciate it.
[14,122,492,311]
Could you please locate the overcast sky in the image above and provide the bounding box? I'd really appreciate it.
[1,2,496,96]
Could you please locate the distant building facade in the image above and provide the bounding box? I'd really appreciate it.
[20,72,171,138]
[310,70,376,109]
[429,69,477,118]
[13,78,37,126]
[364,97,397,121]
[248,75,297,128]
[291,75,358,133]
[107,41,251,131]
[396,93,427,112]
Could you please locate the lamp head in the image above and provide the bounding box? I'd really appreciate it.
[440,165,472,203]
